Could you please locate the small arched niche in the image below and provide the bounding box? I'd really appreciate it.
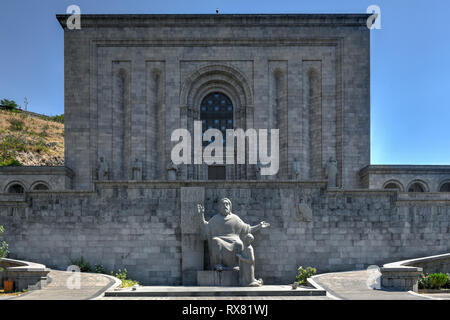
[383,180,403,192]
[407,180,428,193]
[6,183,25,194]
[439,181,450,192]
[32,182,50,191]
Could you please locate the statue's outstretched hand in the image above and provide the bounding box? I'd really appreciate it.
[260,221,270,228]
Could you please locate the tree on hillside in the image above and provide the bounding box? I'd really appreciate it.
[0,98,18,109]
[50,114,64,123]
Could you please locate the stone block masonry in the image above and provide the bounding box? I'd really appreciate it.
[1,181,449,285]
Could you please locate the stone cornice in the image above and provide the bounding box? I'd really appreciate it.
[0,166,74,178]
[359,165,450,177]
[56,14,371,29]
[93,179,327,189]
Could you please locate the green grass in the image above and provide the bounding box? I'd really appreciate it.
[0,134,27,153]
[31,139,49,154]
[7,118,25,131]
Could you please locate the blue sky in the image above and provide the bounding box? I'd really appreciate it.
[0,0,449,165]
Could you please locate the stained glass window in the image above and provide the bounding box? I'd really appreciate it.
[200,92,233,147]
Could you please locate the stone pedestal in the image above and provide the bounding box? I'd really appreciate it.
[180,187,205,285]
[197,270,239,286]
[380,267,422,292]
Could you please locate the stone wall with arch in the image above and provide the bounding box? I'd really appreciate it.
[382,180,404,192]
[406,179,429,193]
[361,165,450,192]
[0,167,73,193]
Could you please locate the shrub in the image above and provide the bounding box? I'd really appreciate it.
[95,264,107,274]
[0,157,22,167]
[429,273,448,290]
[419,274,431,289]
[111,268,139,288]
[7,118,25,131]
[49,114,64,124]
[295,266,317,285]
[69,257,92,272]
[0,225,9,258]
[419,273,450,290]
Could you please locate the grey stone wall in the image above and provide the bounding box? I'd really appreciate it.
[1,181,449,285]
[0,185,181,285]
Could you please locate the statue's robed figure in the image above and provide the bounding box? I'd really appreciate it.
[197,198,270,271]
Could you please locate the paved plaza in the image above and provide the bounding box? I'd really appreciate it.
[2,268,449,300]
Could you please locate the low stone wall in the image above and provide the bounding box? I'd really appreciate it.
[380,253,450,292]
[0,181,449,285]
[0,166,74,192]
[408,253,450,274]
[360,165,450,192]
[0,258,50,291]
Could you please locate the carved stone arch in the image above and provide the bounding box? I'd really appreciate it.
[407,179,429,193]
[30,181,51,191]
[4,180,27,193]
[180,64,253,107]
[383,179,404,192]
[191,78,245,109]
[438,179,450,192]
[194,84,241,109]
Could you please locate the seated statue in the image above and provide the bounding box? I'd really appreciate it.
[197,198,270,271]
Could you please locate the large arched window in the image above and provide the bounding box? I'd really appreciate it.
[200,92,233,180]
[200,92,233,145]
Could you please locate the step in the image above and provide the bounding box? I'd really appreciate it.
[104,285,326,297]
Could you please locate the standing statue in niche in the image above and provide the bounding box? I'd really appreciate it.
[132,158,143,180]
[98,156,109,181]
[167,161,178,181]
[237,233,264,287]
[325,157,338,189]
[256,163,268,181]
[197,198,270,273]
[293,158,301,180]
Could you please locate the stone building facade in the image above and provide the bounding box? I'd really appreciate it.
[60,14,372,189]
[0,14,449,285]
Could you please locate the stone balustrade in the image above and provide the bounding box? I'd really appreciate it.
[0,258,50,291]
[380,253,450,292]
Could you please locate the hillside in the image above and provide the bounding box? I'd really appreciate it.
[0,109,64,166]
